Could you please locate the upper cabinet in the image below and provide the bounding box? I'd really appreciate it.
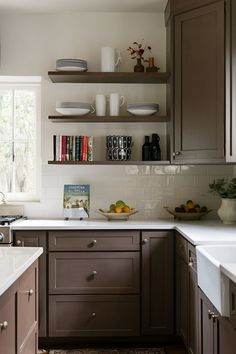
[226,0,236,162]
[166,0,225,164]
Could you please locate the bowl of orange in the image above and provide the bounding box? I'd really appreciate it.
[96,200,138,221]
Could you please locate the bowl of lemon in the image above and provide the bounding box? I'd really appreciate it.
[164,200,212,221]
[96,200,138,221]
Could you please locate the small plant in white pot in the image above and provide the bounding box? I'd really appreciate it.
[209,178,236,224]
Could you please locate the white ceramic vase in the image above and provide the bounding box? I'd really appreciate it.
[217,198,236,224]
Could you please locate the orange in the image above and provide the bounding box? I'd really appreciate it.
[123,205,131,213]
[115,206,122,213]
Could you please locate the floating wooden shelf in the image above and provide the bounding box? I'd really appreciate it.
[48,115,169,123]
[48,71,170,84]
[48,160,170,165]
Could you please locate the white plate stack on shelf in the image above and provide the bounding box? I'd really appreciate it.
[56,101,93,116]
[127,103,159,116]
[56,58,88,72]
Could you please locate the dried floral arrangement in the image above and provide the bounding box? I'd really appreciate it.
[127,41,152,62]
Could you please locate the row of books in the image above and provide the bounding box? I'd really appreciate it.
[53,135,94,161]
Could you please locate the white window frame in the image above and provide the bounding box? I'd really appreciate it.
[0,76,41,202]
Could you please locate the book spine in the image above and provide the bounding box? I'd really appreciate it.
[75,136,79,161]
[72,135,76,161]
[82,136,88,161]
[79,136,83,161]
[87,136,94,162]
[69,136,73,160]
[61,136,66,161]
[66,136,70,161]
[53,135,57,161]
[58,135,62,161]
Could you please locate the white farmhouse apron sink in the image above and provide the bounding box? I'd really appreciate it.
[196,245,236,316]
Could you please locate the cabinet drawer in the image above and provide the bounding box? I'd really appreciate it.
[49,294,140,337]
[48,230,140,251]
[49,252,140,294]
[176,232,188,263]
[18,262,38,352]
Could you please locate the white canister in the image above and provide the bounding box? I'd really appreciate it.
[109,93,125,116]
[101,47,122,72]
[95,94,106,116]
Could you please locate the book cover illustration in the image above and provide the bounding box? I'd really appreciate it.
[63,184,90,219]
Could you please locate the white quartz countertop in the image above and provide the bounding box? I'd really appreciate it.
[11,218,236,246]
[0,247,43,296]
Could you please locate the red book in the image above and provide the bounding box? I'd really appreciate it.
[82,136,88,161]
[61,136,66,161]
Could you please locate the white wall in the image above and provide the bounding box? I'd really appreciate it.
[0,11,233,219]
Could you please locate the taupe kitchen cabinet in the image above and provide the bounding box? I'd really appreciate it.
[175,232,198,354]
[48,230,140,337]
[198,288,236,354]
[13,231,47,337]
[141,231,174,335]
[0,282,17,354]
[226,0,236,162]
[18,261,38,354]
[0,261,38,354]
[166,0,225,163]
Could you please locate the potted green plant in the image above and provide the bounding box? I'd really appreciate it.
[209,178,236,224]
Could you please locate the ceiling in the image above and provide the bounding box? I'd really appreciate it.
[0,0,168,14]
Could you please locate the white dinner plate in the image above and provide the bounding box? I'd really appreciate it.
[127,108,158,116]
[56,107,91,116]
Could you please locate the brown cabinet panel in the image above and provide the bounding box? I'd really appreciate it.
[49,252,139,294]
[141,231,174,335]
[176,253,188,345]
[48,230,140,251]
[49,294,140,337]
[17,261,38,353]
[0,286,17,354]
[19,328,38,354]
[14,231,47,337]
[199,289,214,354]
[174,1,224,162]
[188,246,198,354]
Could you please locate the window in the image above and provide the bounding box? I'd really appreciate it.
[0,77,41,201]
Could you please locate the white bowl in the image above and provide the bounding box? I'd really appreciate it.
[127,108,158,116]
[56,107,91,116]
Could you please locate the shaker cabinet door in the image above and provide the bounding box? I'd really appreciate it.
[174,1,225,163]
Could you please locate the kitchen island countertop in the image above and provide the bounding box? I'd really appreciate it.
[11,218,236,246]
[0,247,43,296]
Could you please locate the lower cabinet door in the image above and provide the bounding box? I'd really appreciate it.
[19,328,38,354]
[199,290,214,354]
[49,294,140,337]
[0,290,17,354]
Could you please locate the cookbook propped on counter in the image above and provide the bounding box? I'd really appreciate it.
[63,184,90,219]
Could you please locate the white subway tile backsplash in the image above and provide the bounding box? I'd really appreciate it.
[25,164,235,219]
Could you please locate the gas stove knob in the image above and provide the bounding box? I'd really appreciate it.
[0,233,4,242]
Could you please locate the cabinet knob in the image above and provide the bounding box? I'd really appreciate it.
[212,313,219,322]
[91,312,96,317]
[92,239,97,245]
[0,321,8,330]
[92,270,97,276]
[173,151,181,157]
[28,289,34,296]
[208,310,214,320]
[16,240,22,246]
[143,238,148,244]
[188,257,193,267]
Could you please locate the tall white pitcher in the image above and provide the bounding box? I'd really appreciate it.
[101,47,122,72]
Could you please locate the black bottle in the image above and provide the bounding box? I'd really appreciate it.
[142,136,151,161]
[150,133,161,161]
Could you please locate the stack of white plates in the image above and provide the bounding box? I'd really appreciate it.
[56,102,92,116]
[56,59,88,72]
[127,103,159,116]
